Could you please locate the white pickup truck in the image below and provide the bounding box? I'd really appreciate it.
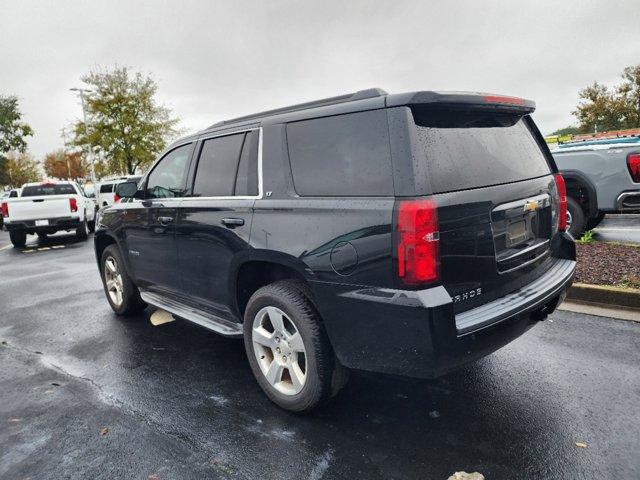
[1,181,96,247]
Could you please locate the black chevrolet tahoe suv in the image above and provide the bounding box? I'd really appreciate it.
[95,88,576,412]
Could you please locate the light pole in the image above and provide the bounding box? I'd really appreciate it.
[70,87,96,184]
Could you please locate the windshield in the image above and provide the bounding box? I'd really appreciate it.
[21,183,76,197]
[412,108,551,193]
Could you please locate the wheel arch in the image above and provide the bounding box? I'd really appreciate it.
[231,250,316,321]
[559,169,599,219]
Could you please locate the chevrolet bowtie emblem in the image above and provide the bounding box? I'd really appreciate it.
[523,200,539,212]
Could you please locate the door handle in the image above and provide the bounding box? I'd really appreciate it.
[221,217,245,228]
[158,216,174,226]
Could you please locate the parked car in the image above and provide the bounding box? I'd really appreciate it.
[96,176,142,208]
[2,181,96,247]
[552,137,640,236]
[0,189,20,229]
[95,89,576,412]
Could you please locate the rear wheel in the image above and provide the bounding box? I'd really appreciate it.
[243,280,345,412]
[100,244,146,315]
[76,216,89,240]
[88,218,96,233]
[566,197,586,238]
[9,230,26,248]
[586,212,606,230]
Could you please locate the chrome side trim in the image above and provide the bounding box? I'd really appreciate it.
[179,126,264,202]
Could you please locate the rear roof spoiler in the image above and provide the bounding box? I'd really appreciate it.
[386,91,536,113]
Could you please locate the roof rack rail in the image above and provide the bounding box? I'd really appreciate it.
[206,88,387,129]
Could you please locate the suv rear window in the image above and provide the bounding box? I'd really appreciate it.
[287,110,393,196]
[412,109,551,193]
[22,184,76,196]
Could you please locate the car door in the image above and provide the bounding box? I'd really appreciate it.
[122,142,194,294]
[175,129,259,320]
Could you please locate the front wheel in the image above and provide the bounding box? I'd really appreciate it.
[100,244,146,315]
[243,280,346,413]
[9,230,26,248]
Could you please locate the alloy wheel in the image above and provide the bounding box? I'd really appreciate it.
[252,306,307,395]
[104,256,124,307]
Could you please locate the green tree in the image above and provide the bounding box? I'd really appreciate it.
[0,95,34,186]
[617,65,640,128]
[572,65,640,133]
[72,66,180,176]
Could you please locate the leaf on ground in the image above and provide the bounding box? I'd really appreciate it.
[8,417,23,422]
[148,474,159,479]
[575,441,588,448]
[100,427,109,436]
[448,472,485,480]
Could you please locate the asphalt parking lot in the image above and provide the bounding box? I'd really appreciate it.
[1,228,639,480]
[593,214,640,244]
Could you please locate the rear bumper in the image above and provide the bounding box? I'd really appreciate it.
[313,254,575,379]
[4,217,80,232]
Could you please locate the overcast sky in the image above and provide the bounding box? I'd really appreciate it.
[1,0,639,159]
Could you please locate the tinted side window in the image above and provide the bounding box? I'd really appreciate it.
[286,110,393,196]
[100,183,113,193]
[193,133,246,197]
[235,130,259,196]
[146,144,192,199]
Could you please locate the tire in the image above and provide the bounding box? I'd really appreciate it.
[586,212,606,230]
[243,280,344,413]
[9,230,26,248]
[88,218,96,233]
[76,215,89,240]
[566,197,586,238]
[100,244,146,316]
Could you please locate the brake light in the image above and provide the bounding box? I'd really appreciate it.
[554,174,567,232]
[483,95,525,106]
[396,198,439,285]
[114,193,121,203]
[1,202,8,218]
[627,153,640,182]
[69,198,78,213]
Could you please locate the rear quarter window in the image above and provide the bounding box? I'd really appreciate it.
[286,110,393,196]
[99,184,113,193]
[412,108,551,193]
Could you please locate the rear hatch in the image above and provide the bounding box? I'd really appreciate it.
[411,105,559,313]
[8,183,76,221]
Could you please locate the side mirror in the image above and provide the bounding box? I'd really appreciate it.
[115,181,139,199]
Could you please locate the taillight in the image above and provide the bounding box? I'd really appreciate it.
[627,153,640,182]
[69,198,78,213]
[396,198,439,285]
[1,202,8,218]
[554,173,567,232]
[114,194,121,203]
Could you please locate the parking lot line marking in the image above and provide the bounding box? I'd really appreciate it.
[596,228,640,231]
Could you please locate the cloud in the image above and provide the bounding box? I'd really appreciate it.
[1,0,639,159]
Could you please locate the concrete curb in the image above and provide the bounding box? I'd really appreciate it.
[567,283,640,310]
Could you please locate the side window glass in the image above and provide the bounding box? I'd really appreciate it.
[146,144,192,199]
[235,130,259,196]
[192,133,246,197]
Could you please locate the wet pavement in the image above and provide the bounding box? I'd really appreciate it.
[1,230,639,479]
[593,214,640,244]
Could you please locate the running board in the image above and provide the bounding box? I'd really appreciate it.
[140,291,243,338]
